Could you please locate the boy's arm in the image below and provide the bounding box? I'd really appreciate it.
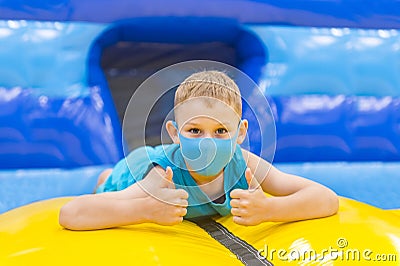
[59,194,150,230]
[59,166,188,230]
[230,149,338,225]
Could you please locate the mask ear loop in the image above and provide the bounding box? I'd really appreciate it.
[237,120,242,130]
[172,121,178,131]
[171,121,183,142]
[231,120,243,139]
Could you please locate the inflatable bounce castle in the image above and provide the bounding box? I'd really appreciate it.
[0,1,399,265]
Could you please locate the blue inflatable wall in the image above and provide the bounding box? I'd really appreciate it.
[0,0,400,213]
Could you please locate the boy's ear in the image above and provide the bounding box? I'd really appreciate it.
[236,119,248,144]
[166,120,180,144]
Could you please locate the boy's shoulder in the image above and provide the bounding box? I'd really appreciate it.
[127,143,179,157]
[146,143,181,165]
[151,143,180,155]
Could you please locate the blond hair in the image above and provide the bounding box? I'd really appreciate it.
[174,71,242,116]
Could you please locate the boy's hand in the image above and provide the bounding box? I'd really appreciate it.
[158,166,176,189]
[230,168,269,226]
[144,166,189,225]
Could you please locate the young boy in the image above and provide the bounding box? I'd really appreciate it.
[59,71,338,230]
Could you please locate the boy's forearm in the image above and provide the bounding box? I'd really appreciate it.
[59,195,147,230]
[264,186,339,222]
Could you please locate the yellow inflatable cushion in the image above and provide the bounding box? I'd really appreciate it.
[0,197,399,265]
[389,209,400,217]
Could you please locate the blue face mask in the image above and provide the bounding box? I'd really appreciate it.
[172,121,240,177]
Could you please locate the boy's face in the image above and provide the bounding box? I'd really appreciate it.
[166,97,248,144]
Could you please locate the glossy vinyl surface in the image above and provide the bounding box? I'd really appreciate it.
[265,95,400,162]
[0,0,399,29]
[0,86,123,169]
[0,197,398,265]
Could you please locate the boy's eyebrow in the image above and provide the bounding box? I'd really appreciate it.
[183,122,200,126]
[183,121,235,127]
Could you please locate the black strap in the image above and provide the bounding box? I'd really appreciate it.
[191,218,273,266]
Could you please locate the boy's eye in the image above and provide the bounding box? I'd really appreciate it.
[216,128,228,134]
[189,128,200,134]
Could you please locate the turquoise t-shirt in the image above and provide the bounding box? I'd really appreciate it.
[96,144,249,219]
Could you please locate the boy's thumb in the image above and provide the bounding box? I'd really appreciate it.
[245,168,260,191]
[162,166,175,188]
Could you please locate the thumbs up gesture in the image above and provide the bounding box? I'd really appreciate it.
[158,166,176,189]
[141,166,189,225]
[245,167,262,192]
[230,168,269,226]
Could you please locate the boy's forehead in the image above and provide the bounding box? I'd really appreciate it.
[174,97,240,125]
